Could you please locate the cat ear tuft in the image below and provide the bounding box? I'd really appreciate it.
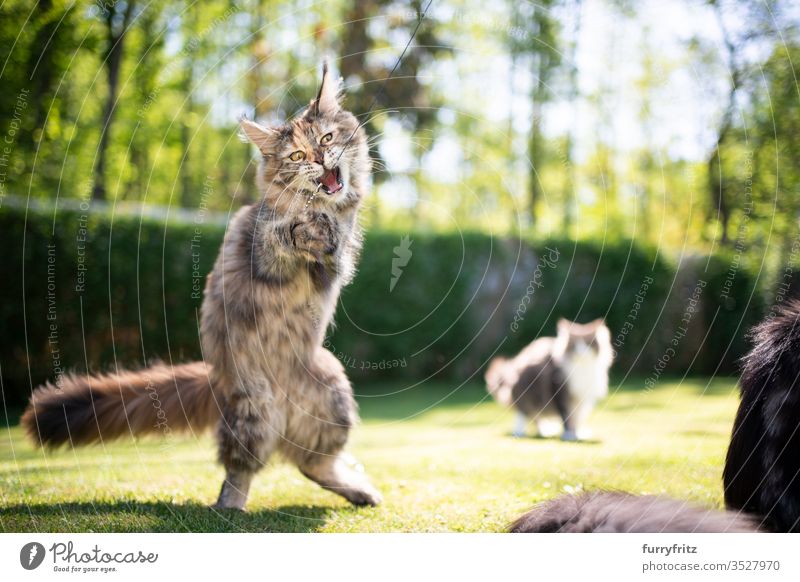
[313,60,343,116]
[239,116,279,153]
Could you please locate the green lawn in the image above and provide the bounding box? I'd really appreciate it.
[0,377,739,532]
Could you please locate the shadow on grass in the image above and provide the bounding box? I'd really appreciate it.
[0,500,341,533]
[506,433,602,445]
[604,401,665,412]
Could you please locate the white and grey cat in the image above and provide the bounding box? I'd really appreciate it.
[486,318,613,441]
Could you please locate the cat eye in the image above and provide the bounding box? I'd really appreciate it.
[288,151,306,162]
[320,133,333,145]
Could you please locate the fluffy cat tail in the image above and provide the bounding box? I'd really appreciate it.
[485,356,514,406]
[510,491,761,533]
[21,362,220,448]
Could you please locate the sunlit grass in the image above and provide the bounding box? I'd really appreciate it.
[0,377,739,532]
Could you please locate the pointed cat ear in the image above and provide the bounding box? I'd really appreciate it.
[313,61,342,116]
[239,117,280,154]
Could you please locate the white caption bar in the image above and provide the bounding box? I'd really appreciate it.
[1,533,798,581]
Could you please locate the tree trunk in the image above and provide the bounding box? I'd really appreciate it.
[92,1,136,201]
[180,5,197,207]
[528,111,543,228]
[563,0,582,234]
[527,4,555,230]
[27,0,56,150]
[707,0,739,246]
[708,123,731,246]
[528,42,549,229]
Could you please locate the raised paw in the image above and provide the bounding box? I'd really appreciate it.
[291,212,338,256]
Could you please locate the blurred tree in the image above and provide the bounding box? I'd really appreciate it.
[179,2,197,206]
[702,0,791,246]
[127,2,165,200]
[0,0,796,268]
[0,0,86,194]
[509,0,561,228]
[26,1,66,158]
[92,0,139,200]
[747,43,800,280]
[632,26,665,240]
[338,0,448,218]
[561,0,582,235]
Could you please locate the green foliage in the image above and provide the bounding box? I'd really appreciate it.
[1,204,766,404]
[0,0,797,289]
[1,203,219,401]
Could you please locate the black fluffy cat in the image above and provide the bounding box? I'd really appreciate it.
[723,299,800,532]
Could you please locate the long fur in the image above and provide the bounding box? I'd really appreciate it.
[485,356,513,406]
[486,319,613,438]
[20,63,381,511]
[723,298,800,532]
[21,362,218,447]
[510,491,761,533]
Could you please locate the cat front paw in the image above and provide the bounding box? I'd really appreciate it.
[291,212,339,256]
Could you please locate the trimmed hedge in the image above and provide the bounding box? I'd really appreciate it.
[1,204,765,404]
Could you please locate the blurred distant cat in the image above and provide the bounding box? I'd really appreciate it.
[21,62,382,510]
[486,318,613,441]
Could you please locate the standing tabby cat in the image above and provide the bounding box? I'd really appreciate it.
[22,62,382,510]
[486,318,613,441]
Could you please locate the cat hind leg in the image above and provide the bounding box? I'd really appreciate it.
[285,348,382,507]
[512,411,528,437]
[300,454,382,506]
[214,391,283,510]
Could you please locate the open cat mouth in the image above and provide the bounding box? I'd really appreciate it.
[316,166,343,195]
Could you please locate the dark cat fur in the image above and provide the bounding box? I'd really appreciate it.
[723,298,800,532]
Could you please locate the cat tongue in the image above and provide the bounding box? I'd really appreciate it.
[319,168,342,194]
